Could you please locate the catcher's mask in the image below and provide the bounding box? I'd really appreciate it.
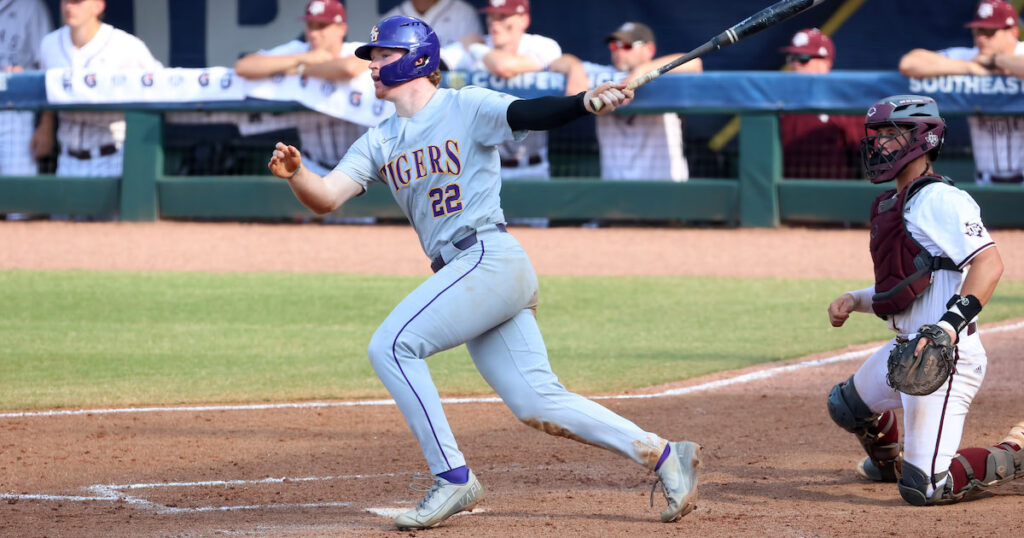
[860,95,946,184]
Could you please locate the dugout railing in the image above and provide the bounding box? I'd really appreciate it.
[2,70,1023,227]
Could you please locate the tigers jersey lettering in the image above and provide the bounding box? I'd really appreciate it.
[378,142,463,192]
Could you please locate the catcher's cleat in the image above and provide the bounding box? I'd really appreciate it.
[394,470,484,529]
[1001,421,1024,450]
[857,456,901,482]
[651,441,702,522]
[1000,421,1024,479]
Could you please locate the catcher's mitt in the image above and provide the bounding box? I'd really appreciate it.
[886,324,955,396]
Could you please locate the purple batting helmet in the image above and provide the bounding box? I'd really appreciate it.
[355,16,440,87]
[860,95,946,184]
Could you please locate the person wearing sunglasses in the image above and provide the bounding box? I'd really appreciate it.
[899,0,1024,185]
[581,21,701,187]
[778,28,864,179]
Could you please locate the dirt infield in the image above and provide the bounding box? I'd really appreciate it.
[2,222,1022,536]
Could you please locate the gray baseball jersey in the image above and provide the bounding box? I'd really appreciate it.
[338,86,520,258]
[0,0,51,175]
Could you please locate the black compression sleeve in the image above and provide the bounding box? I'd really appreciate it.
[506,91,589,131]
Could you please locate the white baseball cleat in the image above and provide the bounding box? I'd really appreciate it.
[394,470,484,529]
[651,441,702,522]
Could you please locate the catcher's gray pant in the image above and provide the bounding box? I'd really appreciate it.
[853,335,987,498]
[366,230,666,475]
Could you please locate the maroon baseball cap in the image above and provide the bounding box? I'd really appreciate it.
[779,28,834,59]
[303,0,345,24]
[480,0,529,15]
[965,0,1019,29]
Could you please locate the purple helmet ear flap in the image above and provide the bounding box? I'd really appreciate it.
[355,16,440,86]
[860,95,946,183]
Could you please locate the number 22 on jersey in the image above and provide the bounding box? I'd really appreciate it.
[428,183,463,217]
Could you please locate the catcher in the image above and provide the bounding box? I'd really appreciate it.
[825,95,1023,505]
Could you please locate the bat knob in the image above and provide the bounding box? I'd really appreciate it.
[589,97,605,112]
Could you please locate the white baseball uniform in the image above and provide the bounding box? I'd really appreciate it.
[256,40,369,177]
[584,61,688,181]
[39,23,161,177]
[0,0,51,176]
[941,42,1024,184]
[382,0,483,48]
[852,181,995,498]
[440,33,561,180]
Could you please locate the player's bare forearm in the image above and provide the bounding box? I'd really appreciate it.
[991,53,1024,79]
[482,50,542,79]
[304,57,369,81]
[235,53,303,79]
[958,247,1004,305]
[31,110,56,158]
[899,49,989,77]
[269,142,361,214]
[547,54,588,95]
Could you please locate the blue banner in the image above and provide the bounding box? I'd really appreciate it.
[5,70,1024,116]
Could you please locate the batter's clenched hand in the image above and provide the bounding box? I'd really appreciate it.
[584,82,633,115]
[828,293,857,327]
[269,142,302,179]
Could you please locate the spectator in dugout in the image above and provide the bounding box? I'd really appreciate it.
[234,0,369,180]
[778,28,864,180]
[439,0,588,182]
[381,0,483,47]
[899,0,1024,185]
[583,22,702,182]
[36,0,162,180]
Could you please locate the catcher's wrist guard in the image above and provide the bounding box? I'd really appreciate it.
[938,294,982,342]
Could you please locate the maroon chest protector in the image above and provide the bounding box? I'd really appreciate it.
[869,175,961,317]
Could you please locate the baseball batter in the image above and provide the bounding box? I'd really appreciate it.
[899,0,1024,184]
[37,0,161,178]
[235,0,369,179]
[268,16,701,529]
[0,0,52,177]
[826,95,1023,505]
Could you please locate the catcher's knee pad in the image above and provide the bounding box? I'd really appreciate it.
[897,462,954,506]
[827,376,876,432]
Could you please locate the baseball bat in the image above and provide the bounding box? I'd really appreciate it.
[590,0,830,111]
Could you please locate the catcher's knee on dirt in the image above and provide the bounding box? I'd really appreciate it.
[828,376,902,480]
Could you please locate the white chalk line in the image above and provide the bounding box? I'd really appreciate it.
[3,320,1022,419]
[3,320,1022,517]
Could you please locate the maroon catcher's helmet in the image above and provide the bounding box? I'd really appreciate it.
[860,95,946,183]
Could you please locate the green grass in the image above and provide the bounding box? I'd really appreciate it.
[1,270,1022,410]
